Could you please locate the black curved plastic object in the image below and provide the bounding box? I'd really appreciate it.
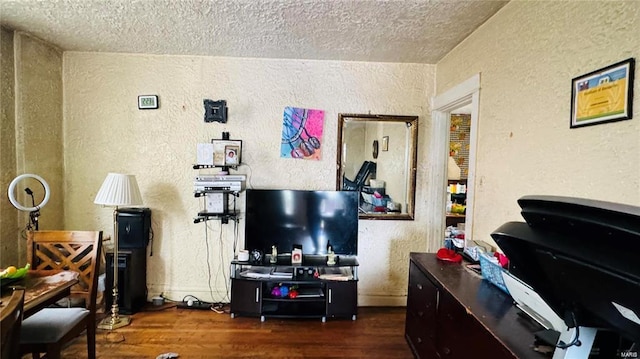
[491,196,640,343]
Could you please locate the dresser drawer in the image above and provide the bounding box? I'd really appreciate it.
[406,261,439,358]
[405,311,440,359]
[408,262,438,313]
[436,290,515,358]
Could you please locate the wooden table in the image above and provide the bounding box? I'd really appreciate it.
[1,270,79,318]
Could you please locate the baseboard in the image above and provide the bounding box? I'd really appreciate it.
[358,294,407,307]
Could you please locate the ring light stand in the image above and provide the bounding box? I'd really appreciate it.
[8,173,50,231]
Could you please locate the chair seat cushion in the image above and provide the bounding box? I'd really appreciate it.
[20,307,89,344]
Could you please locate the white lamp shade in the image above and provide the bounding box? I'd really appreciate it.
[94,173,143,206]
[447,156,462,180]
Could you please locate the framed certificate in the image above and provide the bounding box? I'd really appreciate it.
[570,58,634,128]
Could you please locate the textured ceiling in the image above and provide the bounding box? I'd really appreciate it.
[0,0,508,64]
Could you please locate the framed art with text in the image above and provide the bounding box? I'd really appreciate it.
[570,58,634,128]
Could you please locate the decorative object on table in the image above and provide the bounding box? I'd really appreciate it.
[7,173,50,231]
[249,249,263,264]
[291,246,303,264]
[237,250,249,262]
[326,244,336,266]
[270,245,278,264]
[138,95,159,110]
[0,264,30,289]
[436,248,462,263]
[94,173,143,330]
[570,58,635,128]
[280,107,324,160]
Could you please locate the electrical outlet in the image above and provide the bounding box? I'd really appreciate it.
[177,301,211,310]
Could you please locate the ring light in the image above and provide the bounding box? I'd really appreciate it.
[8,173,50,212]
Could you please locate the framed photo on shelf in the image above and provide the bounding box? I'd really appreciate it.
[570,58,634,128]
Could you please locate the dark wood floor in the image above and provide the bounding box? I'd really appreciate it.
[58,306,414,358]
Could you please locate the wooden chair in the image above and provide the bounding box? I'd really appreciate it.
[1,288,25,359]
[21,230,103,359]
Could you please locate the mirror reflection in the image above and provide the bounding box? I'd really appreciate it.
[336,114,418,220]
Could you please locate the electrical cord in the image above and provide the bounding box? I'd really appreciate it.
[204,220,216,306]
[556,312,582,349]
[240,162,253,190]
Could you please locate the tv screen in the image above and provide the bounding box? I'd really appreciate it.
[244,189,359,256]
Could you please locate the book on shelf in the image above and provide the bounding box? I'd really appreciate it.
[272,267,294,277]
[318,267,353,281]
[296,288,324,298]
[240,267,293,279]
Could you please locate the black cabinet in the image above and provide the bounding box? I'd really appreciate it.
[405,253,545,359]
[405,261,439,358]
[326,281,357,319]
[230,256,358,322]
[117,207,151,249]
[105,249,147,314]
[229,279,261,317]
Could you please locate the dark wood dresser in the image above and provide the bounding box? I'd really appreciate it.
[405,252,547,359]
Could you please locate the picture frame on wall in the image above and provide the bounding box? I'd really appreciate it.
[570,58,634,128]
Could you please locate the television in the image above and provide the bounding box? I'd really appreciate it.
[491,195,640,345]
[244,189,359,256]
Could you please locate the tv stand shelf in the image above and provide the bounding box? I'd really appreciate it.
[230,256,358,322]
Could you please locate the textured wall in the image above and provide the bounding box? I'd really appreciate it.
[14,32,64,233]
[437,1,640,246]
[1,28,18,265]
[1,31,63,266]
[63,53,435,304]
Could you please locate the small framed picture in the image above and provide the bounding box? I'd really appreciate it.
[224,145,239,166]
[138,95,159,110]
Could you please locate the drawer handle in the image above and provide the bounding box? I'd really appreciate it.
[417,337,422,344]
[416,283,423,290]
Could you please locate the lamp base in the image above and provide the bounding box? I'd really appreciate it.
[97,314,131,330]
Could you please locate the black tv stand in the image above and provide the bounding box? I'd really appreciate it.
[229,255,358,322]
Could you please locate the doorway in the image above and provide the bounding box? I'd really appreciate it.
[428,74,480,252]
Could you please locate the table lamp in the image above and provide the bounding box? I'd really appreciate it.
[94,173,143,330]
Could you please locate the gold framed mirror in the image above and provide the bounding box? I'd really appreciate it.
[336,114,418,220]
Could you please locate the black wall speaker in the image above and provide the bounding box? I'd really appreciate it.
[117,207,151,249]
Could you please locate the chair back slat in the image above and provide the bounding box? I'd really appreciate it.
[27,231,103,311]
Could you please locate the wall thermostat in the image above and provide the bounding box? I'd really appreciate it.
[138,95,159,109]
